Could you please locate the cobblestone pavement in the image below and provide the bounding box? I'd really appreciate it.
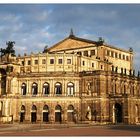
[0,123,140,136]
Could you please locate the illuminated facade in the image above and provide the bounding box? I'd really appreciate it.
[0,31,139,124]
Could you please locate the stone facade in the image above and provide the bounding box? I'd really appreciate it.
[0,32,139,124]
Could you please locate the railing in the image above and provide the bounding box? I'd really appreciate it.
[109,92,129,98]
[1,92,81,98]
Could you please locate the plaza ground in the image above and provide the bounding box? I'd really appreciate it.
[0,123,140,136]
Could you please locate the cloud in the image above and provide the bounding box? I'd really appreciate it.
[0,4,140,72]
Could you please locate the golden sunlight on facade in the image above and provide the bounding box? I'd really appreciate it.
[0,30,139,125]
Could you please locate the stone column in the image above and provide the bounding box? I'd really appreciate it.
[49,108,54,123]
[4,100,9,116]
[63,107,67,123]
[112,104,115,124]
[26,102,31,123]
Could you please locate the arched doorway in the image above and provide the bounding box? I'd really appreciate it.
[31,105,37,123]
[43,105,49,123]
[67,105,74,122]
[20,105,25,122]
[115,103,123,123]
[55,105,62,123]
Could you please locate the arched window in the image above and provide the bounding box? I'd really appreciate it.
[43,105,49,111]
[67,82,74,95]
[21,105,26,112]
[32,83,38,95]
[67,105,75,122]
[32,105,37,112]
[31,105,37,123]
[21,83,26,95]
[43,83,49,95]
[55,105,62,122]
[55,82,62,95]
[68,105,74,111]
[20,105,26,122]
[43,105,49,122]
[55,105,62,111]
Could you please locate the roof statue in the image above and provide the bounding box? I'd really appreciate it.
[97,37,104,46]
[129,47,133,52]
[0,41,15,58]
[43,45,48,53]
[69,28,75,38]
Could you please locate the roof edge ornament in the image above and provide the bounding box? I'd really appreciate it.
[96,37,104,46]
[43,45,48,53]
[69,28,75,38]
[129,47,133,53]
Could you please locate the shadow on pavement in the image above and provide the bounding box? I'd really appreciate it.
[107,124,140,132]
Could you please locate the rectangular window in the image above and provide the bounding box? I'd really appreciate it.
[34,60,38,65]
[83,61,85,66]
[119,54,121,59]
[126,56,129,61]
[91,50,95,56]
[84,51,88,56]
[50,59,54,64]
[67,59,71,64]
[42,59,46,64]
[77,52,82,55]
[28,60,31,65]
[111,51,114,57]
[107,50,110,56]
[58,59,63,64]
[22,61,24,66]
[101,65,103,69]
[123,55,125,60]
[115,52,118,58]
[92,63,94,67]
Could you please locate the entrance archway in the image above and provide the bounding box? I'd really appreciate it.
[115,103,123,123]
[20,105,25,122]
[31,105,37,123]
[67,105,74,122]
[55,105,62,123]
[43,105,49,123]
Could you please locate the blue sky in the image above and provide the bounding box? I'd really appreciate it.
[0,4,140,72]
